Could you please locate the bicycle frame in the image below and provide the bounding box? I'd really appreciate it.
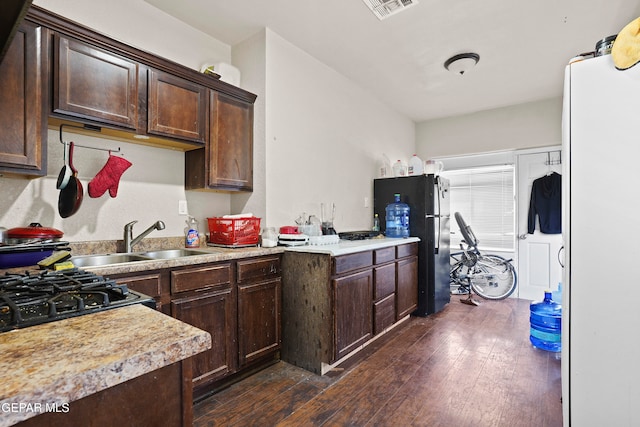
[450,212,517,301]
[450,245,514,277]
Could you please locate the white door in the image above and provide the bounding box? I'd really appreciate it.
[516,149,563,301]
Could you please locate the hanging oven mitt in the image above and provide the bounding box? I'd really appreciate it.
[88,154,132,198]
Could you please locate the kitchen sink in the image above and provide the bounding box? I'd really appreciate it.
[140,249,210,259]
[70,254,153,267]
[69,249,212,267]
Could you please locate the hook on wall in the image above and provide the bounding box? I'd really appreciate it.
[59,124,122,154]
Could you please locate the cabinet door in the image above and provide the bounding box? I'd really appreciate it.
[208,91,253,191]
[53,35,138,129]
[397,256,418,319]
[238,278,281,367]
[171,287,237,391]
[0,22,48,176]
[333,270,373,361]
[148,69,208,143]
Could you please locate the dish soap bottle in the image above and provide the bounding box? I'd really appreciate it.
[185,216,200,248]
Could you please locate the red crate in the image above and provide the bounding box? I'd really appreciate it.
[207,217,261,246]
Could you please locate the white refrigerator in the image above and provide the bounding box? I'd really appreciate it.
[563,54,640,425]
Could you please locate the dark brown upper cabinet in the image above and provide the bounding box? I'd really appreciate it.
[147,69,208,144]
[0,21,48,177]
[53,35,139,130]
[14,5,257,190]
[185,92,254,192]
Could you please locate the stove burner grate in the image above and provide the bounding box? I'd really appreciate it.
[0,268,154,332]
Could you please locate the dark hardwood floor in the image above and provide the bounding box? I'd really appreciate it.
[194,295,562,426]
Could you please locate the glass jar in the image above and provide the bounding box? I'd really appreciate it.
[261,227,277,248]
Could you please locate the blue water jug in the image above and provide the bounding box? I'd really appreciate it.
[529,291,562,352]
[385,193,410,238]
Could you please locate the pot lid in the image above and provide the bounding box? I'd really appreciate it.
[7,223,64,239]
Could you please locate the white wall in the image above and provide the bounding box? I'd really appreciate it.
[230,31,267,222]
[263,30,415,231]
[416,97,562,160]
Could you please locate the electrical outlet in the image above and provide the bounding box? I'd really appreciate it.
[178,200,188,215]
[364,197,370,208]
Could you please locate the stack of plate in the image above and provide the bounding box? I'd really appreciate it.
[278,234,309,246]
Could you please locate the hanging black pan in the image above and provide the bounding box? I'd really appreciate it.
[58,142,83,218]
[56,140,71,189]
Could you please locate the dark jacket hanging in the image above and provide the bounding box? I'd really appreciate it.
[528,172,562,234]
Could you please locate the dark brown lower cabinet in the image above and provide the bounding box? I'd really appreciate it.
[172,286,237,393]
[110,254,282,400]
[396,255,418,319]
[238,278,282,367]
[16,361,192,427]
[170,255,281,399]
[281,242,418,374]
[333,270,373,361]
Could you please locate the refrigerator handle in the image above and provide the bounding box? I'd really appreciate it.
[435,177,442,254]
[435,216,440,254]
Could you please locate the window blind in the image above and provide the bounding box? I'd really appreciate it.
[443,165,515,251]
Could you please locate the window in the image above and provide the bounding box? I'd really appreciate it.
[443,165,515,251]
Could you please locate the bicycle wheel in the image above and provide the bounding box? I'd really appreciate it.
[469,255,517,300]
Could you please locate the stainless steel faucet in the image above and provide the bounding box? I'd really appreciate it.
[123,220,166,253]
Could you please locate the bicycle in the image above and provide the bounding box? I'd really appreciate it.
[450,212,517,306]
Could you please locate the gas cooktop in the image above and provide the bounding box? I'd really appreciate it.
[0,269,155,332]
[338,231,382,240]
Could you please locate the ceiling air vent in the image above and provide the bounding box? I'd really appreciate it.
[362,0,418,20]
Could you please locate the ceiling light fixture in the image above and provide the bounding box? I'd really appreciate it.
[444,53,480,75]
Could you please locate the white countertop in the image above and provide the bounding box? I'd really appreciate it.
[284,236,420,256]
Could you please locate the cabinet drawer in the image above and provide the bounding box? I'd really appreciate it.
[333,251,373,276]
[373,263,396,300]
[114,272,162,299]
[374,294,396,335]
[397,242,418,258]
[237,256,281,284]
[171,263,232,294]
[374,247,396,265]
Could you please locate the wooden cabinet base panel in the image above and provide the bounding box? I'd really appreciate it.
[193,353,280,402]
[16,360,192,427]
[319,314,410,375]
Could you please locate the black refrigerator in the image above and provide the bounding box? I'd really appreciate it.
[374,174,450,316]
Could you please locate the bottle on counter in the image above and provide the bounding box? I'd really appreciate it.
[372,214,380,231]
[261,227,277,248]
[185,216,200,248]
[385,194,410,238]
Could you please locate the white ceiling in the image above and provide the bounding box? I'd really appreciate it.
[144,0,640,122]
